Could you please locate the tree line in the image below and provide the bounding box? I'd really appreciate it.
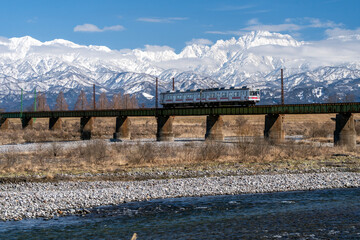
[27,90,138,111]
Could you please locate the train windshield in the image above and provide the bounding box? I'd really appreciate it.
[250,90,260,96]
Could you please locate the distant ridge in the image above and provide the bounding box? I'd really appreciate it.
[0,31,360,110]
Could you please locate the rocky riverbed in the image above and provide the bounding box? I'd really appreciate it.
[0,172,359,221]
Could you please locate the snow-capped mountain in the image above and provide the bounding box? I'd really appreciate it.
[0,31,359,110]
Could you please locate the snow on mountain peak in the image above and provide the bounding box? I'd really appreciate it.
[236,31,303,49]
[6,36,42,56]
[44,39,82,48]
[0,31,359,110]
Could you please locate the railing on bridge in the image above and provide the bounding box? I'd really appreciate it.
[1,102,360,118]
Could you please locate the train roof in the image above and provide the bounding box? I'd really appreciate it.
[161,86,255,93]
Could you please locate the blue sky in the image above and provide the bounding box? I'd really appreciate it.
[1,0,359,52]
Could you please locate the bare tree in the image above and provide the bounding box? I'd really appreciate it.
[110,92,139,109]
[130,95,138,109]
[38,92,50,111]
[123,94,131,109]
[97,92,110,110]
[343,93,356,103]
[111,92,123,109]
[74,90,90,110]
[54,91,69,110]
[27,92,50,111]
[326,93,340,103]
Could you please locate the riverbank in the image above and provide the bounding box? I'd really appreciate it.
[0,172,359,221]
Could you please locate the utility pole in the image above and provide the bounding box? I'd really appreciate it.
[34,88,37,112]
[281,68,284,105]
[93,84,96,110]
[34,88,37,122]
[20,88,23,118]
[172,77,175,91]
[155,77,158,109]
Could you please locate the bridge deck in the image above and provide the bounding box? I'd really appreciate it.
[1,103,360,118]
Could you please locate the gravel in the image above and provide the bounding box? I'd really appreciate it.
[0,172,359,221]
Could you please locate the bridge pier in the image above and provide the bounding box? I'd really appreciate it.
[21,117,33,129]
[334,113,356,149]
[156,116,174,141]
[264,114,285,143]
[205,115,224,141]
[49,117,62,131]
[0,118,9,130]
[113,116,131,140]
[80,117,94,140]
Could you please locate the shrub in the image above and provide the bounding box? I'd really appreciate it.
[1,148,18,169]
[306,122,333,138]
[126,142,156,164]
[195,141,226,162]
[78,140,108,164]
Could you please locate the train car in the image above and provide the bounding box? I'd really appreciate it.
[160,87,260,108]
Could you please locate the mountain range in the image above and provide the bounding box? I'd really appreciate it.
[0,31,359,111]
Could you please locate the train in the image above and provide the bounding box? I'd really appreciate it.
[160,86,260,108]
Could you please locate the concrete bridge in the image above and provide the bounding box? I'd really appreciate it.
[0,102,359,149]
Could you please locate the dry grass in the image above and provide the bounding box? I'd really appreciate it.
[0,114,360,178]
[0,138,359,178]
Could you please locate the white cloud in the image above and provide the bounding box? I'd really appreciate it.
[74,23,125,32]
[306,18,341,28]
[103,25,125,31]
[137,17,188,23]
[205,30,246,36]
[243,23,302,32]
[247,18,260,25]
[325,27,360,38]
[247,37,360,67]
[206,18,344,36]
[27,17,38,24]
[213,5,254,11]
[74,24,102,32]
[186,38,213,45]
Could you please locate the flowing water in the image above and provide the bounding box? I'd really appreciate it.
[0,188,359,239]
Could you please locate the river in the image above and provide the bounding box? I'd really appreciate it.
[0,187,359,239]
